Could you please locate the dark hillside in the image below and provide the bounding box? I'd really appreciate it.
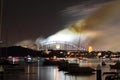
[0,46,41,57]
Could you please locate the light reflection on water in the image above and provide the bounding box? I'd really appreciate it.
[3,60,115,80]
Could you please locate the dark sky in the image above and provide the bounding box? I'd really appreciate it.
[1,0,110,46]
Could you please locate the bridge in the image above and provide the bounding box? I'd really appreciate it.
[38,41,87,51]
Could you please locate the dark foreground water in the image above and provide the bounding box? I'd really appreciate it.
[2,59,116,80]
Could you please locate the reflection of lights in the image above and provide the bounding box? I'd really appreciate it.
[87,62,92,67]
[56,44,60,49]
[54,67,59,80]
[37,61,40,80]
[27,65,30,80]
[12,57,15,64]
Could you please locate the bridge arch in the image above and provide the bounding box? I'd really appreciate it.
[39,41,86,50]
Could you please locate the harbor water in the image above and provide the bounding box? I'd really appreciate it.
[2,59,116,80]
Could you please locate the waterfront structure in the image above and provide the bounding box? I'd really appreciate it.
[38,41,87,51]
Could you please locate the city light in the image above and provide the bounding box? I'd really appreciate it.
[56,44,61,49]
[88,46,93,53]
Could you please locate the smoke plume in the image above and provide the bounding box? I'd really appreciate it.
[38,0,120,51]
[15,40,37,50]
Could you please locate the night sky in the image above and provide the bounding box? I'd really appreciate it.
[2,0,90,45]
[2,0,119,51]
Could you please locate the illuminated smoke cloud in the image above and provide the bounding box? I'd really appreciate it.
[38,1,120,51]
[61,2,99,25]
[35,37,45,49]
[68,0,120,32]
[15,40,37,50]
[42,28,99,48]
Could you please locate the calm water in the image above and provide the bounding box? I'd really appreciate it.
[2,59,115,80]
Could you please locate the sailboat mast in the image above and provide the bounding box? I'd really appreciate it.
[0,0,3,43]
[78,35,81,50]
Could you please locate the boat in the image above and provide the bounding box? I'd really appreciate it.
[109,61,120,69]
[58,62,78,71]
[66,66,95,75]
[103,72,120,80]
[58,62,95,75]
[43,59,68,66]
[102,61,106,66]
